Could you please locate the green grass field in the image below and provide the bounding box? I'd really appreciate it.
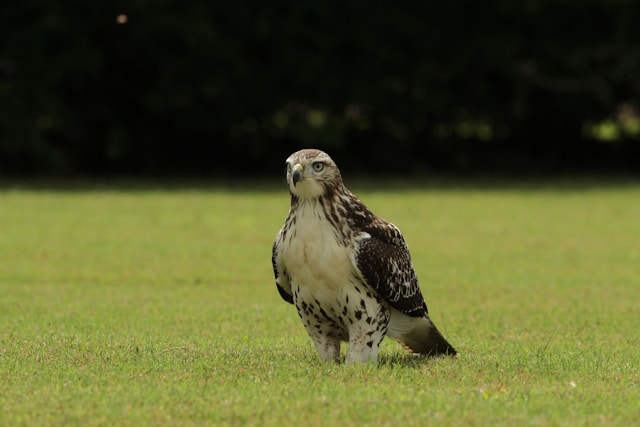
[1,180,639,426]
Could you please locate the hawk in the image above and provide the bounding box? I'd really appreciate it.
[272,149,458,363]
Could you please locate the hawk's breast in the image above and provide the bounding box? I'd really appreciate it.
[282,202,354,301]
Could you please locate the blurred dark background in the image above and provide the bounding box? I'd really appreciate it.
[2,0,640,177]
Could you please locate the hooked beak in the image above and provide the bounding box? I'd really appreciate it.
[292,164,303,186]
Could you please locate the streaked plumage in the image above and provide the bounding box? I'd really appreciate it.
[272,149,457,363]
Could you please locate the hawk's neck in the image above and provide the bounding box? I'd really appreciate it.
[288,188,376,243]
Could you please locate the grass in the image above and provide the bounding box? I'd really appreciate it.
[1,180,639,426]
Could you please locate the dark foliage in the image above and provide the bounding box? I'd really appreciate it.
[2,0,639,176]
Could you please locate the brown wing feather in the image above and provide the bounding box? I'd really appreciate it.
[272,229,293,304]
[355,220,428,317]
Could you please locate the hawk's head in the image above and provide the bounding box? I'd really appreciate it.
[285,149,343,199]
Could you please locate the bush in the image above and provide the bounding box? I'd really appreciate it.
[1,0,639,175]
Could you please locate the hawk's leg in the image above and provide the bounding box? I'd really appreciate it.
[345,302,390,364]
[300,312,344,362]
[294,289,346,362]
[307,331,341,363]
[345,327,386,363]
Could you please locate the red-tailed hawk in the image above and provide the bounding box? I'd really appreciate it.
[272,149,457,363]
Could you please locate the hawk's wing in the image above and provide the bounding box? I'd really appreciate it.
[354,220,428,317]
[272,228,294,304]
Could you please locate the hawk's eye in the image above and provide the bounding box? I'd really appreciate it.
[312,162,325,172]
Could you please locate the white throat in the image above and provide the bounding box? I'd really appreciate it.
[289,179,325,199]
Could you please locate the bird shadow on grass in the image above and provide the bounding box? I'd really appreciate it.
[377,352,458,368]
[269,349,455,369]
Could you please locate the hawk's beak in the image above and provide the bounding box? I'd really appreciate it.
[292,164,303,186]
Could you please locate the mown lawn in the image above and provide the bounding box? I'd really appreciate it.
[1,180,639,426]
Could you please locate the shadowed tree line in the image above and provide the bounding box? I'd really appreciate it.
[1,0,640,176]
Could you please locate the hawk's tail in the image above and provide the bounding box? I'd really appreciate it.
[388,311,458,357]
